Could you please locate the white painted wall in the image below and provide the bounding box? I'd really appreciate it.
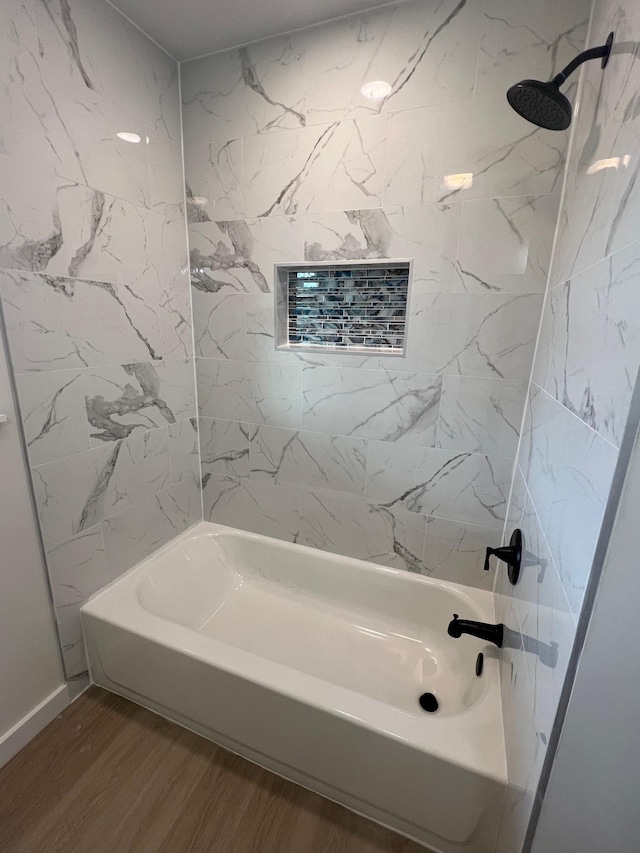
[0,322,67,767]
[531,415,640,852]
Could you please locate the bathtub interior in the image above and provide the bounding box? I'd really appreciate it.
[134,527,492,717]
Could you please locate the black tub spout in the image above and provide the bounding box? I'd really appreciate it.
[447,614,504,648]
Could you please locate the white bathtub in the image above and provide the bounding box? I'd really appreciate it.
[81,522,506,852]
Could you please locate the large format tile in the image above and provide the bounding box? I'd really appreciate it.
[365,441,513,528]
[0,153,60,272]
[168,419,200,485]
[301,365,441,445]
[435,376,527,458]
[305,0,481,123]
[534,241,640,447]
[193,292,247,360]
[46,524,108,678]
[384,92,566,207]
[202,473,300,542]
[404,292,543,379]
[15,369,89,466]
[0,269,162,371]
[35,0,158,116]
[454,195,559,293]
[304,204,460,293]
[189,216,303,293]
[32,427,172,550]
[102,478,200,581]
[422,516,501,589]
[519,385,618,616]
[246,294,301,364]
[249,425,367,494]
[200,418,250,479]
[84,360,195,444]
[297,490,426,572]
[181,32,307,145]
[5,45,149,206]
[477,0,589,98]
[197,358,302,428]
[243,117,386,217]
[184,138,243,223]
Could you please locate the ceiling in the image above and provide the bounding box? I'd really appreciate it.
[109,0,394,61]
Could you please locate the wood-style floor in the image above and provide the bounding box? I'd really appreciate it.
[0,687,430,853]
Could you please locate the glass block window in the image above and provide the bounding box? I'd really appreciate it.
[275,261,412,355]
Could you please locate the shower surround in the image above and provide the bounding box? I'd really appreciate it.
[182,0,586,587]
[495,1,640,850]
[0,0,197,679]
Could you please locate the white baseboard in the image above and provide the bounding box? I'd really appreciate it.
[0,684,70,769]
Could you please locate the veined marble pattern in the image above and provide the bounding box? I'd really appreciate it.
[200,418,250,479]
[550,2,640,285]
[1,0,195,683]
[534,242,640,448]
[181,32,307,145]
[168,419,200,485]
[304,205,461,293]
[15,368,89,466]
[0,154,60,272]
[365,440,512,528]
[518,385,617,617]
[246,294,302,364]
[301,366,442,445]
[45,180,181,285]
[193,292,247,360]
[435,376,527,457]
[495,484,578,853]
[202,473,300,542]
[160,267,193,360]
[46,524,108,677]
[84,360,196,445]
[1,0,38,51]
[298,491,427,572]
[35,0,183,167]
[0,269,162,371]
[454,195,559,293]
[184,138,243,223]
[384,92,566,207]
[549,74,620,287]
[32,426,172,550]
[421,517,501,588]
[305,0,482,123]
[0,38,150,207]
[477,0,589,97]
[102,477,200,581]
[190,216,303,293]
[404,292,543,379]
[243,117,386,217]
[197,358,302,428]
[249,425,367,494]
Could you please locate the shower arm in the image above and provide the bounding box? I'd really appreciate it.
[552,35,613,87]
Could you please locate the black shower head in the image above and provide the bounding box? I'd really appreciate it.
[506,32,614,131]
[507,80,572,131]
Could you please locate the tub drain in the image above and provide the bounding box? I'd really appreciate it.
[419,692,438,713]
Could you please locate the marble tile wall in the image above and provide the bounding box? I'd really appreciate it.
[0,0,197,680]
[495,2,640,850]
[182,0,588,594]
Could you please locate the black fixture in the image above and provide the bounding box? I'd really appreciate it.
[448,614,504,648]
[484,528,522,585]
[507,32,614,130]
[419,692,439,713]
[475,652,484,677]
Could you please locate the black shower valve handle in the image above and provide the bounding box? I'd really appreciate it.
[483,529,523,585]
